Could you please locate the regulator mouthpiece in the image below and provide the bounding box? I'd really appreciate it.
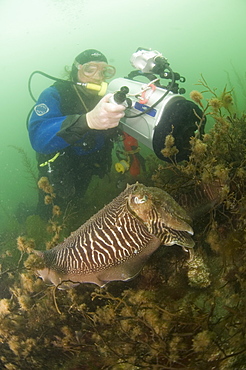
[77,81,108,96]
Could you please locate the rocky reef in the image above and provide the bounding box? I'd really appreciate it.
[0,78,246,369]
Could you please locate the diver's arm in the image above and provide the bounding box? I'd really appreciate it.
[28,86,90,154]
[57,94,125,142]
[56,113,90,145]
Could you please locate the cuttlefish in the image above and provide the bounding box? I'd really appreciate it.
[36,183,194,289]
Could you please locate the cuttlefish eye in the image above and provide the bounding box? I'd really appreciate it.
[133,195,148,204]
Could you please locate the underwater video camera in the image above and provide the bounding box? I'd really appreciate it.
[107,47,206,162]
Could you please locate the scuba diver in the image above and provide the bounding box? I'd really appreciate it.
[28,49,126,219]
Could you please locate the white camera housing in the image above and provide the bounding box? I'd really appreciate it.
[108,77,185,151]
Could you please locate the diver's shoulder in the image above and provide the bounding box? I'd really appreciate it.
[53,80,74,95]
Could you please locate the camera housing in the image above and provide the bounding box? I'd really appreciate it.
[107,77,205,162]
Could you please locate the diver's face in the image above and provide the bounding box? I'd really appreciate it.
[77,61,115,85]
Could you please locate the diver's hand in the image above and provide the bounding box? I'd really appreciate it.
[86,93,126,130]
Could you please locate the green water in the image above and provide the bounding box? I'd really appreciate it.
[1,2,246,369]
[0,0,245,230]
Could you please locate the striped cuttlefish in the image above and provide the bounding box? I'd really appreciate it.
[35,183,194,289]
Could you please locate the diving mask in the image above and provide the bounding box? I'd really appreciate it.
[74,60,116,80]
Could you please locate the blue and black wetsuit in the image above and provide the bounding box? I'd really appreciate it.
[28,81,116,216]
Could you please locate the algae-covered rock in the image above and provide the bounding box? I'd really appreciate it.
[187,252,211,288]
